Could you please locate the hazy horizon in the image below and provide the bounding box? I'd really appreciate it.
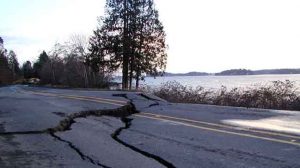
[166,68,300,74]
[1,0,300,73]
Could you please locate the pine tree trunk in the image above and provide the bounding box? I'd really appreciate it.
[129,38,136,90]
[84,65,88,88]
[129,61,133,90]
[122,0,129,90]
[51,61,56,85]
[135,66,140,89]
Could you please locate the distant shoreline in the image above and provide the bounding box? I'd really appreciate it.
[161,68,300,77]
[152,73,300,78]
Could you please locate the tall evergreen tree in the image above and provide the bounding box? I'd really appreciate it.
[0,37,4,51]
[33,51,49,78]
[7,50,20,79]
[22,61,33,79]
[129,0,167,89]
[89,0,167,89]
[0,36,7,59]
[0,37,14,84]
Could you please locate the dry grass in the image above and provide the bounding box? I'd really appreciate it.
[143,80,300,111]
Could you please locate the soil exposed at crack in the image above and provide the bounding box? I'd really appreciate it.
[48,104,133,133]
[0,130,46,136]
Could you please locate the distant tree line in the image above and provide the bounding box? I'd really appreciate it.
[0,35,111,88]
[22,35,112,88]
[215,69,254,76]
[0,37,21,84]
[215,69,300,76]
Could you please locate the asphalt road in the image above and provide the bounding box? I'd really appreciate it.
[0,85,300,168]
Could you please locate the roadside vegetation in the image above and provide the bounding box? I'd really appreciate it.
[144,80,300,111]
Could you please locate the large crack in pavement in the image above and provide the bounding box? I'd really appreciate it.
[0,93,174,168]
[47,93,174,168]
[0,104,133,167]
[49,132,111,168]
[0,130,46,136]
[112,93,175,168]
[48,104,133,132]
[47,104,134,167]
[112,117,175,168]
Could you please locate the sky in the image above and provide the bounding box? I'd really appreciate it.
[1,0,300,73]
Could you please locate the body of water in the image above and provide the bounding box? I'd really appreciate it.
[140,74,300,89]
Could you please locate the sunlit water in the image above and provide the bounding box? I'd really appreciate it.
[139,74,300,89]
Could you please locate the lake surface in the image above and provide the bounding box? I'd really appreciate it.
[140,74,300,89]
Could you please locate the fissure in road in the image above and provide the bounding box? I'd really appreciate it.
[50,131,111,168]
[46,104,134,167]
[112,94,175,168]
[1,93,175,168]
[0,104,132,168]
[111,117,176,168]
[0,130,46,135]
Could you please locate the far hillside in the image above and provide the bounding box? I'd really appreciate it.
[161,68,300,77]
[163,72,209,77]
[254,69,300,75]
[216,69,300,76]
[215,69,253,76]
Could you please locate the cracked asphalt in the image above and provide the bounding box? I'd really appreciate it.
[0,85,300,168]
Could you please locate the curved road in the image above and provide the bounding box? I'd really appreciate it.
[0,85,299,167]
